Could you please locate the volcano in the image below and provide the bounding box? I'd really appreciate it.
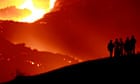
[0,36,79,83]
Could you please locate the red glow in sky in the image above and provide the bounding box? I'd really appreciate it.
[0,0,140,83]
[0,0,139,59]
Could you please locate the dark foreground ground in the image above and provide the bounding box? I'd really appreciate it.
[8,54,140,83]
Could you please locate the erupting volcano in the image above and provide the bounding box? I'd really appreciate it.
[0,0,56,23]
[18,0,56,23]
[0,0,139,83]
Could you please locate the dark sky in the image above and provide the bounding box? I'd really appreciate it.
[1,0,140,60]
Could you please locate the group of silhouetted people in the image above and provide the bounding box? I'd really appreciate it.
[107,35,136,58]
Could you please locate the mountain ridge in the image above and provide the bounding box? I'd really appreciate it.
[8,53,140,83]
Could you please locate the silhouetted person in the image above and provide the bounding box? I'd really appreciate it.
[130,35,136,55]
[124,37,131,56]
[119,38,124,56]
[114,38,121,57]
[107,40,114,58]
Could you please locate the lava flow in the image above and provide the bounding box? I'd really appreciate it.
[17,0,56,23]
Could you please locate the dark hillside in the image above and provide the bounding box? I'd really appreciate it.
[9,54,140,83]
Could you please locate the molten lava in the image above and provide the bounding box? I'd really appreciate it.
[18,0,56,23]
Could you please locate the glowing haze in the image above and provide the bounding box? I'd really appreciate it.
[0,0,56,23]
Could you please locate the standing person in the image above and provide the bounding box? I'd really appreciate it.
[119,38,124,56]
[114,38,120,57]
[124,37,131,56]
[107,40,114,58]
[130,35,136,55]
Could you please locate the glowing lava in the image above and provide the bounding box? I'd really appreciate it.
[50,0,56,9]
[18,0,56,23]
